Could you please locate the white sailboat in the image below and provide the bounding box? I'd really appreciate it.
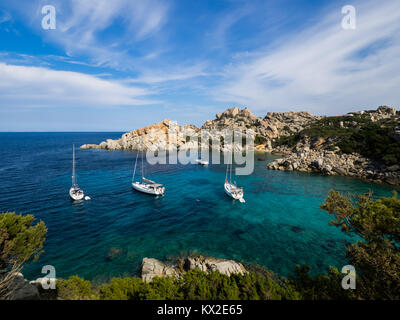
[69,144,85,201]
[132,147,165,196]
[195,159,209,166]
[195,146,209,165]
[224,152,245,203]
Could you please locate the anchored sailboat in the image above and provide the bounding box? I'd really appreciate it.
[132,146,165,196]
[224,150,245,203]
[195,149,208,165]
[195,159,209,165]
[69,144,85,201]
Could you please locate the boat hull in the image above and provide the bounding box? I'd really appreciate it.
[195,159,209,165]
[132,182,165,196]
[69,187,84,201]
[224,182,245,203]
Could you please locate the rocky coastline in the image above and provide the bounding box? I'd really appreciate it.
[80,106,320,153]
[268,106,400,186]
[81,105,400,187]
[8,255,247,300]
[267,148,400,186]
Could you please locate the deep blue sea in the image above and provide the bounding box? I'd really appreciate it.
[0,133,397,283]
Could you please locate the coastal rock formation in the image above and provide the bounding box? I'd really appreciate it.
[81,106,320,153]
[80,104,399,185]
[141,256,247,282]
[141,258,180,282]
[81,119,199,152]
[7,273,40,300]
[267,149,400,185]
[347,105,397,121]
[267,106,400,186]
[202,106,320,151]
[184,256,247,276]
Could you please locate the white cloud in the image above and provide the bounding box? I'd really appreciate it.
[0,10,11,24]
[127,63,209,84]
[0,63,158,108]
[215,0,400,115]
[8,0,170,69]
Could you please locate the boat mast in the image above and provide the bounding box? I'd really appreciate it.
[141,136,144,180]
[132,149,139,183]
[72,144,76,187]
[229,150,233,184]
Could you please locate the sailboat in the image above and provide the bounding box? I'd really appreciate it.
[69,144,85,201]
[131,146,165,196]
[195,159,209,165]
[224,150,245,203]
[195,148,208,165]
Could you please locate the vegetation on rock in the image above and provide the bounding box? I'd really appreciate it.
[274,111,400,166]
[0,212,47,299]
[290,190,400,299]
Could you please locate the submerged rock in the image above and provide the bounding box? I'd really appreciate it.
[106,247,123,261]
[290,226,305,233]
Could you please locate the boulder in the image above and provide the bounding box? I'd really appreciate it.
[140,256,247,282]
[7,273,40,300]
[184,256,246,276]
[141,258,178,283]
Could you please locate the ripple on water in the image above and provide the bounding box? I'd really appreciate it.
[0,133,397,280]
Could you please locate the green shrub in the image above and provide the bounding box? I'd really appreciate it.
[254,135,267,145]
[274,116,400,166]
[57,276,98,300]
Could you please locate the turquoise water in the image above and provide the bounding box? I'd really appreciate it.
[0,133,397,283]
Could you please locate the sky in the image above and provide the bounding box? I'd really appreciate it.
[0,0,399,131]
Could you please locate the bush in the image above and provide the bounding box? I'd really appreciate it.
[58,269,301,300]
[57,276,98,300]
[254,135,267,145]
[291,191,400,300]
[274,115,400,166]
[0,212,47,299]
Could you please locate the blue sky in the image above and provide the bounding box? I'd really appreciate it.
[0,0,399,131]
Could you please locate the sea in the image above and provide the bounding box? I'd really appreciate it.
[0,132,397,283]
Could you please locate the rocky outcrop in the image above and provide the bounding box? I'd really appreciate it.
[347,105,397,121]
[141,258,179,283]
[141,256,247,282]
[267,148,400,186]
[81,106,320,153]
[202,107,320,152]
[7,273,40,300]
[81,119,199,152]
[267,106,400,186]
[184,256,247,275]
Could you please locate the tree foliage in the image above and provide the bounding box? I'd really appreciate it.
[291,191,400,299]
[56,270,300,300]
[0,212,47,299]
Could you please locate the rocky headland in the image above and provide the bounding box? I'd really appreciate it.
[268,106,400,186]
[81,105,400,186]
[81,106,320,152]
